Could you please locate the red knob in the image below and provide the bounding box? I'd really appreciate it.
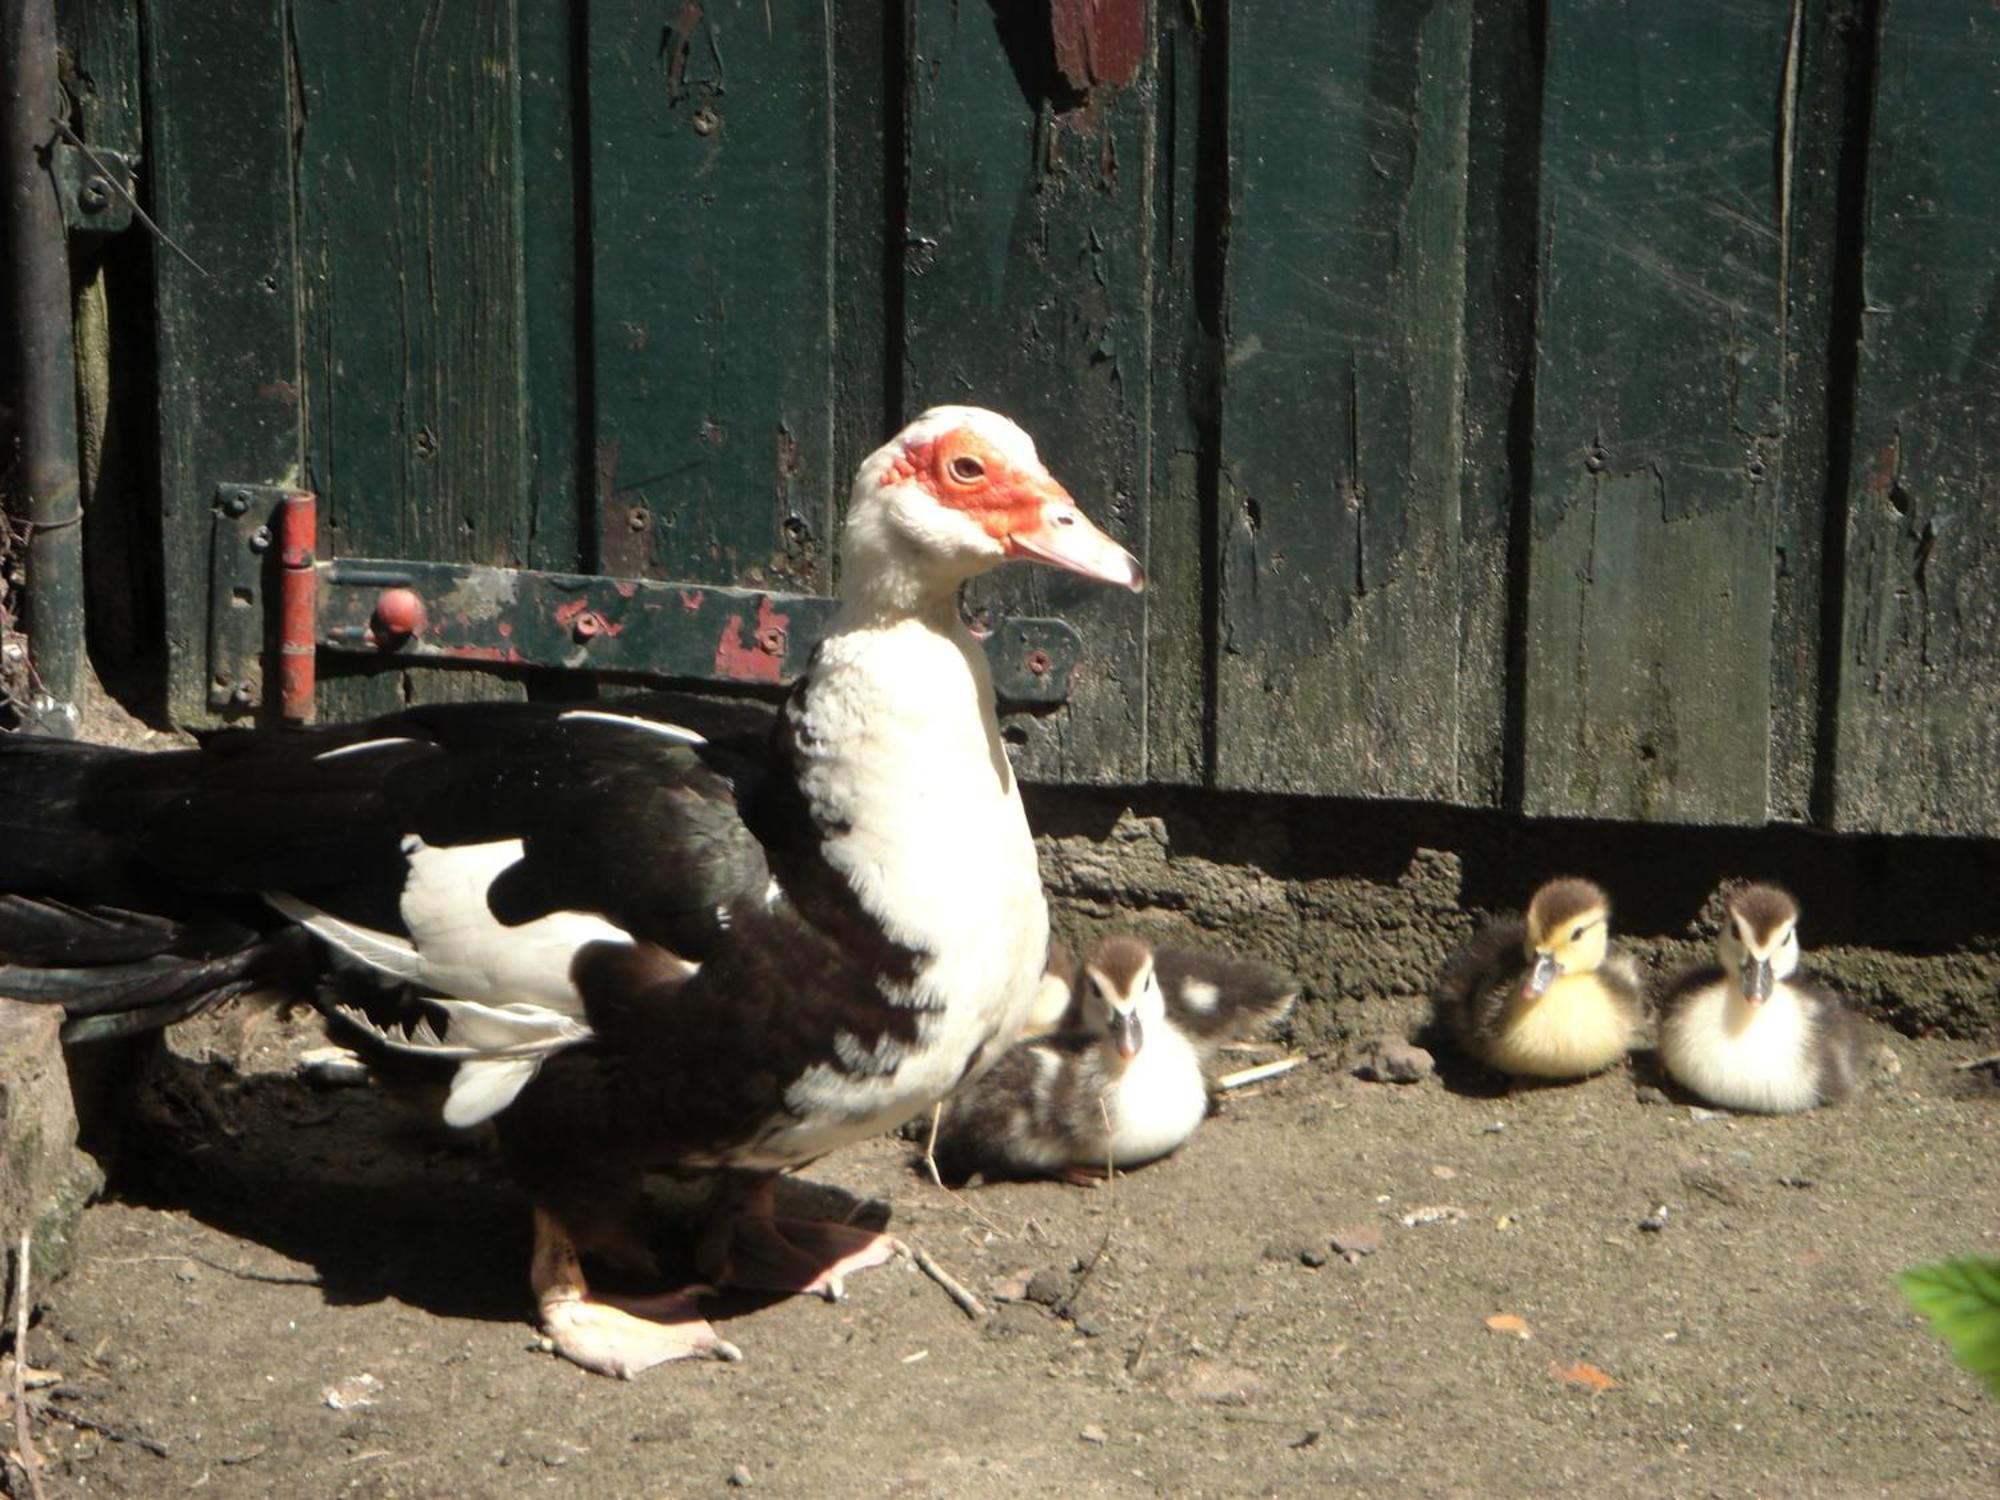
[373,588,426,640]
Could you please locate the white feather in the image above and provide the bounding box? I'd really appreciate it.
[397,837,633,1011]
[265,892,427,981]
[313,736,419,762]
[1177,978,1221,1014]
[443,1058,546,1128]
[557,709,706,744]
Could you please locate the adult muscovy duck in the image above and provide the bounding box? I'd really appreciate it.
[0,405,1143,1377]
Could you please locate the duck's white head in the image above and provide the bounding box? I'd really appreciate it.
[841,406,1144,614]
[1717,882,1801,1005]
[1079,933,1164,1063]
[1519,877,1613,998]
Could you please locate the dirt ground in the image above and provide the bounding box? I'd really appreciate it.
[8,994,1996,1500]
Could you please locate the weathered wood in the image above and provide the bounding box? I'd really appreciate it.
[587,0,837,597]
[59,0,151,680]
[145,0,302,726]
[1830,0,2000,835]
[1141,6,1216,786]
[903,0,1150,785]
[828,3,894,515]
[1214,0,1475,800]
[1520,0,1788,824]
[1458,0,1544,810]
[57,0,142,146]
[518,4,585,576]
[290,0,530,718]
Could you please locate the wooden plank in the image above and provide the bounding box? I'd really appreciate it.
[291,0,529,716]
[903,0,1151,785]
[828,3,893,516]
[1140,5,1215,786]
[57,1,142,145]
[144,0,302,725]
[587,0,837,597]
[1767,0,1867,824]
[1831,0,2000,835]
[1520,0,1789,824]
[1213,0,1475,799]
[59,0,152,680]
[518,4,585,576]
[1457,0,1545,810]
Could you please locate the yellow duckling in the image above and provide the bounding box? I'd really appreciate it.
[1433,877,1642,1081]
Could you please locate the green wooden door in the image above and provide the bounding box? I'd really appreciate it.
[49,0,2000,832]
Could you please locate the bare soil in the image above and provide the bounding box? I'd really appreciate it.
[9,1001,1998,1500]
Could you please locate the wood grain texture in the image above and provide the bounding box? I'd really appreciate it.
[1214,0,1475,799]
[1768,0,1865,824]
[291,0,529,717]
[903,0,1150,785]
[1831,0,2000,834]
[1141,8,1217,786]
[518,4,585,576]
[1458,0,1545,811]
[145,0,303,725]
[1520,0,1789,824]
[587,0,837,597]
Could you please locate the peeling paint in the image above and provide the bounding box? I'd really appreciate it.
[1051,0,1145,94]
[713,596,789,683]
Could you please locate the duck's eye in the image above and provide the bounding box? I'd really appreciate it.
[1570,924,1586,942]
[948,455,985,483]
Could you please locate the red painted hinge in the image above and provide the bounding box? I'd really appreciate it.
[275,491,317,723]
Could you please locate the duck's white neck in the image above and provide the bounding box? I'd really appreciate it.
[834,531,968,628]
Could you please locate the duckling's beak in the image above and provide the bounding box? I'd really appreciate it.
[1109,1007,1143,1060]
[1523,951,1561,999]
[1740,956,1774,1005]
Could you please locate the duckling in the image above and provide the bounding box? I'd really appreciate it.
[1033,935,1299,1052]
[1658,882,1863,1113]
[931,935,1208,1184]
[1432,877,1643,1081]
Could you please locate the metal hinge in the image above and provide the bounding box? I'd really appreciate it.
[53,143,138,234]
[207,486,1082,724]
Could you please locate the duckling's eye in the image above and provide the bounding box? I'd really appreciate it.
[1570,924,1586,942]
[948,455,985,483]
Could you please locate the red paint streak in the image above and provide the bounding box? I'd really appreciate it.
[1051,0,1145,93]
[615,581,638,599]
[440,644,525,665]
[679,588,705,611]
[497,620,513,638]
[553,597,592,629]
[713,596,790,683]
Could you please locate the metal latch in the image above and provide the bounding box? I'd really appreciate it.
[208,487,1083,724]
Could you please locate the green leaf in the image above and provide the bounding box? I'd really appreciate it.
[1900,1257,2000,1398]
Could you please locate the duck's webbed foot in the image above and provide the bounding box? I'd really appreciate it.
[533,1208,741,1378]
[699,1172,907,1302]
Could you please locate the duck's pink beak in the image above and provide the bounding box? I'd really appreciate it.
[1002,482,1145,592]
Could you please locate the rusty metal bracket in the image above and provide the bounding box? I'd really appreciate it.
[207,511,1085,721]
[311,558,1082,710]
[207,482,311,717]
[52,143,138,234]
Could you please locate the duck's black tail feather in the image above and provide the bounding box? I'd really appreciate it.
[0,735,296,1042]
